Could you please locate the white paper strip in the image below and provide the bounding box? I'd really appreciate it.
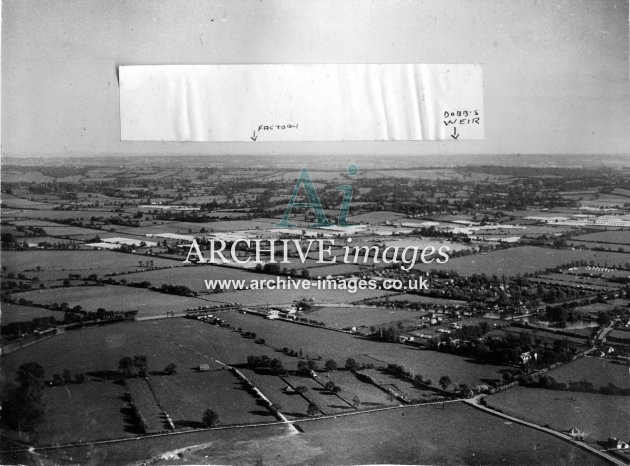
[119,64,483,142]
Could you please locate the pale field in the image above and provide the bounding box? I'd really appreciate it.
[306,306,422,329]
[10,285,209,316]
[1,250,183,278]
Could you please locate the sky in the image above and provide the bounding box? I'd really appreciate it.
[1,0,629,159]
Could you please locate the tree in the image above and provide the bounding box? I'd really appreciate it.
[306,402,319,416]
[269,358,285,375]
[458,384,473,397]
[202,409,219,427]
[3,362,46,432]
[597,311,611,326]
[295,386,308,394]
[297,360,310,376]
[53,374,64,386]
[62,369,72,383]
[345,358,359,371]
[164,363,177,375]
[119,357,134,378]
[352,395,361,408]
[439,376,452,392]
[17,362,45,389]
[325,381,340,393]
[133,355,148,377]
[324,359,338,372]
[307,359,318,372]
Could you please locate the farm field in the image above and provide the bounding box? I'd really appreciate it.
[215,312,511,387]
[608,329,630,343]
[126,378,167,433]
[544,272,624,287]
[347,211,408,224]
[321,370,397,408]
[488,325,589,348]
[166,402,607,466]
[435,246,630,277]
[486,386,630,444]
[0,303,63,325]
[572,230,629,243]
[117,218,284,235]
[1,250,182,278]
[204,286,394,307]
[3,310,508,389]
[568,266,630,279]
[10,285,208,316]
[15,236,81,245]
[300,263,363,276]
[547,356,630,389]
[532,276,619,291]
[306,306,422,329]
[122,264,279,293]
[569,240,629,252]
[29,225,107,237]
[1,208,126,221]
[384,293,467,306]
[361,368,440,401]
[240,369,312,419]
[2,380,131,446]
[0,318,295,382]
[283,375,356,415]
[378,238,474,252]
[149,370,269,426]
[0,193,58,208]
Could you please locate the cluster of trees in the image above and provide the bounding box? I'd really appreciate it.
[119,355,149,378]
[246,355,286,375]
[159,283,196,297]
[297,359,318,375]
[251,262,311,279]
[2,362,45,433]
[369,325,402,343]
[239,330,257,339]
[202,409,219,427]
[386,363,433,389]
[281,346,302,358]
[52,369,86,386]
[1,305,137,338]
[451,322,491,340]
[522,374,630,396]
[323,381,341,394]
[1,316,59,336]
[435,331,578,367]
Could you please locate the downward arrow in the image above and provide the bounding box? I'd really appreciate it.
[451,127,459,140]
[251,131,258,142]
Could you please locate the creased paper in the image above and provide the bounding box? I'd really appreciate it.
[120,64,483,142]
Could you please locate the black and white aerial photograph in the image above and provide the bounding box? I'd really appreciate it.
[1,0,629,464]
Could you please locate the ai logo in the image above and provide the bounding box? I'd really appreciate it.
[275,164,359,228]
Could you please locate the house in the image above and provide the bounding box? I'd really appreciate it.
[198,363,210,372]
[607,437,630,449]
[565,427,585,440]
[519,352,532,365]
